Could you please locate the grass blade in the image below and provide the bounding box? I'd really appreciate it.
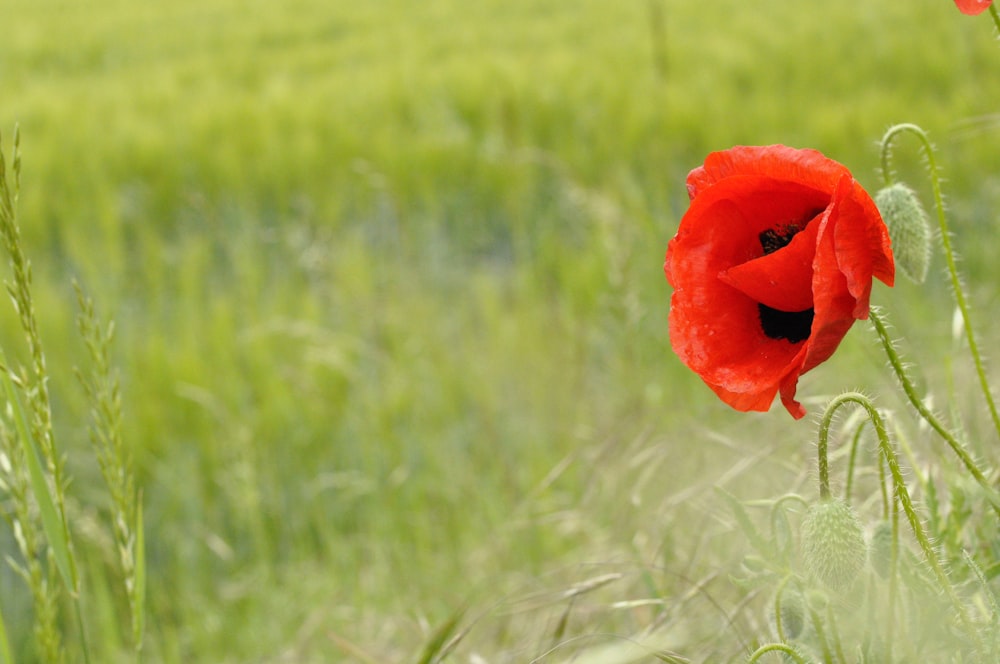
[134,499,146,655]
[0,600,12,664]
[0,354,76,594]
[413,608,465,664]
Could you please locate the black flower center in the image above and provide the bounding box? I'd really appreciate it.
[758,226,799,255]
[755,217,820,344]
[758,305,814,343]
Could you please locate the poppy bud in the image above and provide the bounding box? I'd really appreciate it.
[868,520,893,579]
[875,183,931,284]
[801,499,867,593]
[776,588,805,639]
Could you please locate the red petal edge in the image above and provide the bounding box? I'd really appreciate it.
[955,0,992,15]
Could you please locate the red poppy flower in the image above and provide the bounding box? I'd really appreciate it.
[664,145,894,419]
[954,0,992,15]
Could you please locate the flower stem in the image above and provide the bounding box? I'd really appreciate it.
[887,502,899,662]
[842,420,866,504]
[817,417,831,500]
[879,123,1000,440]
[773,574,796,643]
[991,4,1000,37]
[819,393,974,634]
[807,604,834,664]
[869,308,1000,519]
[746,643,808,664]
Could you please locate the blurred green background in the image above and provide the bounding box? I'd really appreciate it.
[2,0,1000,660]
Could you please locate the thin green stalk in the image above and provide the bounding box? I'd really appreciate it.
[990,4,1000,37]
[807,604,833,664]
[1,129,89,663]
[885,496,899,663]
[74,599,91,664]
[819,393,975,637]
[75,283,144,658]
[746,643,808,664]
[824,604,846,664]
[869,308,1000,518]
[842,420,866,504]
[877,444,889,521]
[0,602,10,664]
[817,419,831,500]
[880,123,1000,440]
[773,576,792,643]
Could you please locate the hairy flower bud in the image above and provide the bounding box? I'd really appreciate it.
[801,499,867,593]
[875,183,931,284]
[868,520,893,579]
[777,588,805,639]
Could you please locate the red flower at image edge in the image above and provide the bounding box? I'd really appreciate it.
[664,145,895,419]
[955,0,992,15]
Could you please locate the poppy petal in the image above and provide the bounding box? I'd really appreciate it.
[666,145,895,419]
[832,181,895,314]
[718,214,822,312]
[954,0,992,15]
[800,179,867,375]
[687,145,849,201]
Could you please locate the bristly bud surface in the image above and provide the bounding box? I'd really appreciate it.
[801,499,867,593]
[875,182,931,284]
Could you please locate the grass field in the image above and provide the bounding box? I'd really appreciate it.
[3,0,1000,661]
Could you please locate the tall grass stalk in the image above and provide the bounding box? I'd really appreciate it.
[0,129,141,661]
[0,127,75,663]
[75,284,144,658]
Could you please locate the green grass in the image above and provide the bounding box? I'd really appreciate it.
[2,0,1000,661]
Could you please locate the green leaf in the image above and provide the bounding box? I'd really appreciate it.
[0,354,76,593]
[413,607,465,664]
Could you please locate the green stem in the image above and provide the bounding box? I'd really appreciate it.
[75,597,92,664]
[817,418,831,500]
[886,498,899,662]
[808,604,834,664]
[869,308,1000,518]
[877,445,890,521]
[746,643,807,664]
[990,4,1000,37]
[773,575,795,643]
[843,420,866,504]
[879,123,1000,440]
[819,393,974,635]
[825,604,846,664]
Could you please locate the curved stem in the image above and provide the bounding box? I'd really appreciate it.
[819,392,974,635]
[747,643,808,664]
[773,574,796,643]
[991,4,1000,37]
[770,495,809,553]
[879,123,1000,440]
[869,308,1000,519]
